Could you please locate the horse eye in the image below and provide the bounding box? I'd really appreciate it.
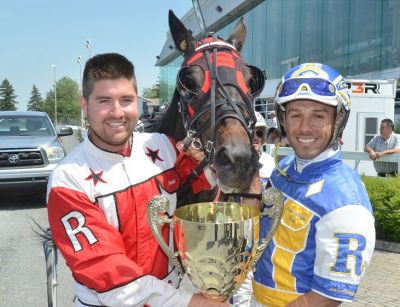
[177,80,198,101]
[177,66,203,102]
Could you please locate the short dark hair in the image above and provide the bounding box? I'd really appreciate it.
[82,53,137,100]
[381,118,394,130]
[268,127,277,136]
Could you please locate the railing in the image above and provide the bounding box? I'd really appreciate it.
[264,145,400,175]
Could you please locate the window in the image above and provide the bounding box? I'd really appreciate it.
[365,117,378,145]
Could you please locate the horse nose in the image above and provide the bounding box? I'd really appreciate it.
[214,143,252,165]
[213,143,260,189]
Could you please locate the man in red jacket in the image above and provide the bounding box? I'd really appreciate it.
[47,53,224,307]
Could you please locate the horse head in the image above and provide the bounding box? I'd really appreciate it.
[161,10,266,202]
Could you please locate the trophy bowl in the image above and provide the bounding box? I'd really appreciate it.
[147,188,283,302]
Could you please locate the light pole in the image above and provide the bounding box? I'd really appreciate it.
[85,39,91,58]
[77,56,84,126]
[51,64,57,127]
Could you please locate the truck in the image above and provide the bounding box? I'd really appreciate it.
[0,111,73,192]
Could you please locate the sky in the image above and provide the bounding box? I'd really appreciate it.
[0,0,193,111]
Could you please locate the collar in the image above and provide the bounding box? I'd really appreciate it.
[382,132,394,142]
[84,133,132,160]
[294,148,338,173]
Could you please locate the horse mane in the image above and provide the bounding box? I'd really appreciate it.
[156,89,185,141]
[155,90,218,206]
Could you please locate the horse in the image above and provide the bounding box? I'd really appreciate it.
[157,10,266,208]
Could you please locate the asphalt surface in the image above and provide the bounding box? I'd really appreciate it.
[343,250,400,306]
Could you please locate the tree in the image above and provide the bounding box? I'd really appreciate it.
[0,79,18,111]
[27,84,44,111]
[142,83,159,99]
[43,77,81,125]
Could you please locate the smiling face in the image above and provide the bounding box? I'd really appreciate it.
[283,99,336,159]
[82,77,139,152]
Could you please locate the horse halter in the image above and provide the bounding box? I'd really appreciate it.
[176,35,265,162]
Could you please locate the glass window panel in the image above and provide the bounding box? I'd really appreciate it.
[322,0,350,75]
[159,56,183,105]
[381,0,400,69]
[348,0,382,75]
[246,2,267,69]
[300,0,323,63]
[365,135,374,145]
[365,117,377,134]
[280,0,301,73]
[266,0,283,79]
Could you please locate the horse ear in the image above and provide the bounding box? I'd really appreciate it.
[227,17,246,52]
[169,10,195,56]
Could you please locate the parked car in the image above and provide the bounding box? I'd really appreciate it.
[0,111,73,191]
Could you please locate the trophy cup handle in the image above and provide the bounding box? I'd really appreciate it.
[147,195,185,279]
[252,187,284,269]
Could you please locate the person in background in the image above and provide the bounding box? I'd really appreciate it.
[46,53,225,307]
[266,126,290,147]
[266,110,277,129]
[265,127,279,145]
[252,63,375,306]
[278,134,290,147]
[253,112,275,181]
[364,118,400,177]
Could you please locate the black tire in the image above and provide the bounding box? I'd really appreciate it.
[44,239,58,307]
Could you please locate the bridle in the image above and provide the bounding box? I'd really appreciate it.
[176,34,265,192]
[177,35,264,161]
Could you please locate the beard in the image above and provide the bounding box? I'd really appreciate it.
[88,126,132,148]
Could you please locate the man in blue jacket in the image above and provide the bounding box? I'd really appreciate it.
[251,63,376,306]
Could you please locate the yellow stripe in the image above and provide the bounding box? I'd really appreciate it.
[253,199,314,305]
[271,200,313,292]
[272,247,295,290]
[252,279,300,306]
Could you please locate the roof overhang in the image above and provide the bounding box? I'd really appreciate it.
[156,0,264,66]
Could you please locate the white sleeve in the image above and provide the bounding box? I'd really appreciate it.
[313,205,375,301]
[231,271,253,307]
[97,275,193,307]
[259,153,275,179]
[394,134,400,148]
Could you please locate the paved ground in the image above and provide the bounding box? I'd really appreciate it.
[50,249,398,306]
[342,250,400,306]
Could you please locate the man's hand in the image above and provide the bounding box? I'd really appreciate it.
[188,293,229,307]
[176,137,205,163]
[375,152,384,159]
[367,149,377,160]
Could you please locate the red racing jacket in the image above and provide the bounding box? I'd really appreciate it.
[47,132,214,306]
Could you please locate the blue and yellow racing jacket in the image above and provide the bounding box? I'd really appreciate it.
[253,151,375,306]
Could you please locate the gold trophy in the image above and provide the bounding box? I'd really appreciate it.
[147,188,284,302]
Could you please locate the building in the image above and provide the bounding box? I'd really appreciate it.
[137,96,161,116]
[156,0,400,122]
